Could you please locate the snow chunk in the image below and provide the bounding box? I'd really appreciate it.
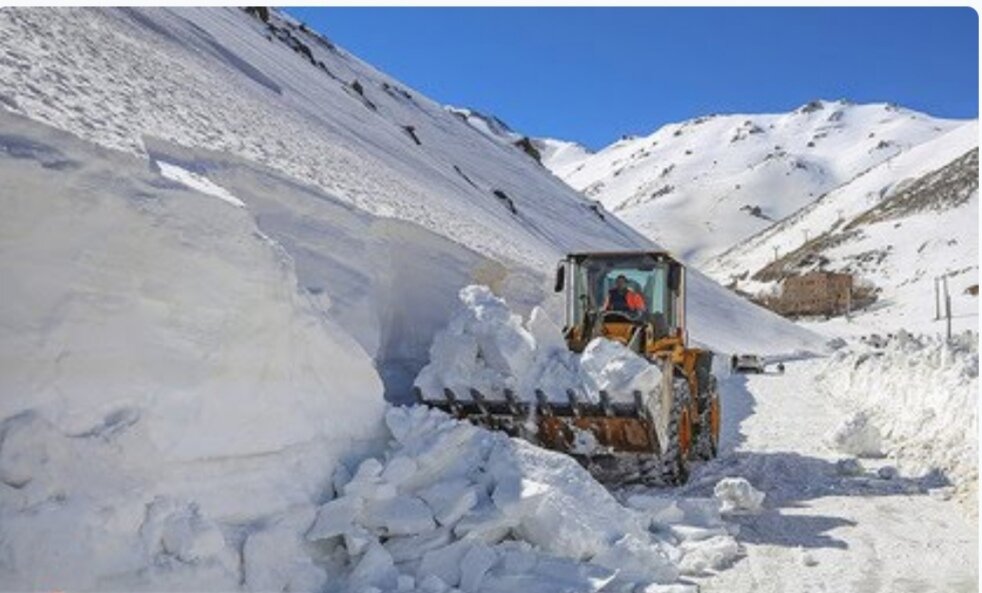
[362,495,436,536]
[414,286,535,399]
[459,542,498,591]
[349,543,399,592]
[307,496,362,541]
[678,535,742,574]
[798,547,819,567]
[713,478,765,513]
[579,337,663,401]
[415,285,665,404]
[828,410,884,457]
[418,478,479,527]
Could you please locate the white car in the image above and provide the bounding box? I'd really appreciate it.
[732,354,765,374]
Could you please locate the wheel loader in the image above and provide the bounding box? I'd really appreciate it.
[414,251,721,485]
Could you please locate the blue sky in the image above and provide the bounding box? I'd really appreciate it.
[286,7,978,150]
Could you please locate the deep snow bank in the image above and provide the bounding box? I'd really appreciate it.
[308,405,742,592]
[818,332,978,495]
[414,286,663,403]
[0,111,386,589]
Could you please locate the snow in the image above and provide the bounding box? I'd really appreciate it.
[827,411,884,457]
[578,337,664,401]
[0,112,388,590]
[707,122,979,337]
[0,5,971,592]
[684,356,978,592]
[712,478,765,514]
[155,160,246,207]
[535,137,594,173]
[817,331,979,495]
[445,106,521,144]
[0,6,823,381]
[414,285,662,403]
[304,405,743,591]
[539,100,967,266]
[412,285,538,399]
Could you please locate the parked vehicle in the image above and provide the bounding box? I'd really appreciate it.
[731,354,765,374]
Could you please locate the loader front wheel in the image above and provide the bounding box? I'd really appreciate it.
[694,377,721,461]
[661,379,692,485]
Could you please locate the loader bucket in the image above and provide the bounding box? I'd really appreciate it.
[412,384,671,484]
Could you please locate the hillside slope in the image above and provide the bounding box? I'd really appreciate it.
[706,122,978,336]
[0,7,822,365]
[537,100,966,265]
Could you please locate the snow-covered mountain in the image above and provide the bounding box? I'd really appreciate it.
[0,7,825,591]
[536,100,967,266]
[706,121,979,336]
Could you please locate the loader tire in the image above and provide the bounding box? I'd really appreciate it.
[661,378,692,485]
[693,376,720,461]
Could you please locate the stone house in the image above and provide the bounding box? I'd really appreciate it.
[777,271,853,316]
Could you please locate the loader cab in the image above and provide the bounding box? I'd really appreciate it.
[555,251,686,355]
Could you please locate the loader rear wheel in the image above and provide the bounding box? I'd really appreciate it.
[661,379,692,485]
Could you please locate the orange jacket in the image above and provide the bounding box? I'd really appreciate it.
[605,289,646,312]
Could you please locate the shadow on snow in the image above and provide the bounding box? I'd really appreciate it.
[671,369,949,551]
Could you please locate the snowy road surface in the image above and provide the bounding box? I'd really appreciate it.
[680,359,978,592]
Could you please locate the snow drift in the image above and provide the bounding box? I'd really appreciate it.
[818,332,979,496]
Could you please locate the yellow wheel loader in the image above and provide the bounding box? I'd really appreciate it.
[415,251,721,485]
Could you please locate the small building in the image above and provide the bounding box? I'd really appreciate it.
[778,271,853,317]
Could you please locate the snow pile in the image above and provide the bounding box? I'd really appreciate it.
[414,286,662,403]
[579,339,665,402]
[624,494,743,575]
[827,410,884,457]
[310,405,741,592]
[413,285,538,399]
[818,332,979,492]
[712,478,765,514]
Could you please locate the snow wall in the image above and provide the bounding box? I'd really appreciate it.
[818,332,979,501]
[0,112,393,588]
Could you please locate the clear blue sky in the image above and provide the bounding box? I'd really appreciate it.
[286,7,978,150]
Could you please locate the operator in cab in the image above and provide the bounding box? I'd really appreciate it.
[604,274,646,313]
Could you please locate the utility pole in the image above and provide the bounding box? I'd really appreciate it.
[934,276,941,321]
[943,275,952,340]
